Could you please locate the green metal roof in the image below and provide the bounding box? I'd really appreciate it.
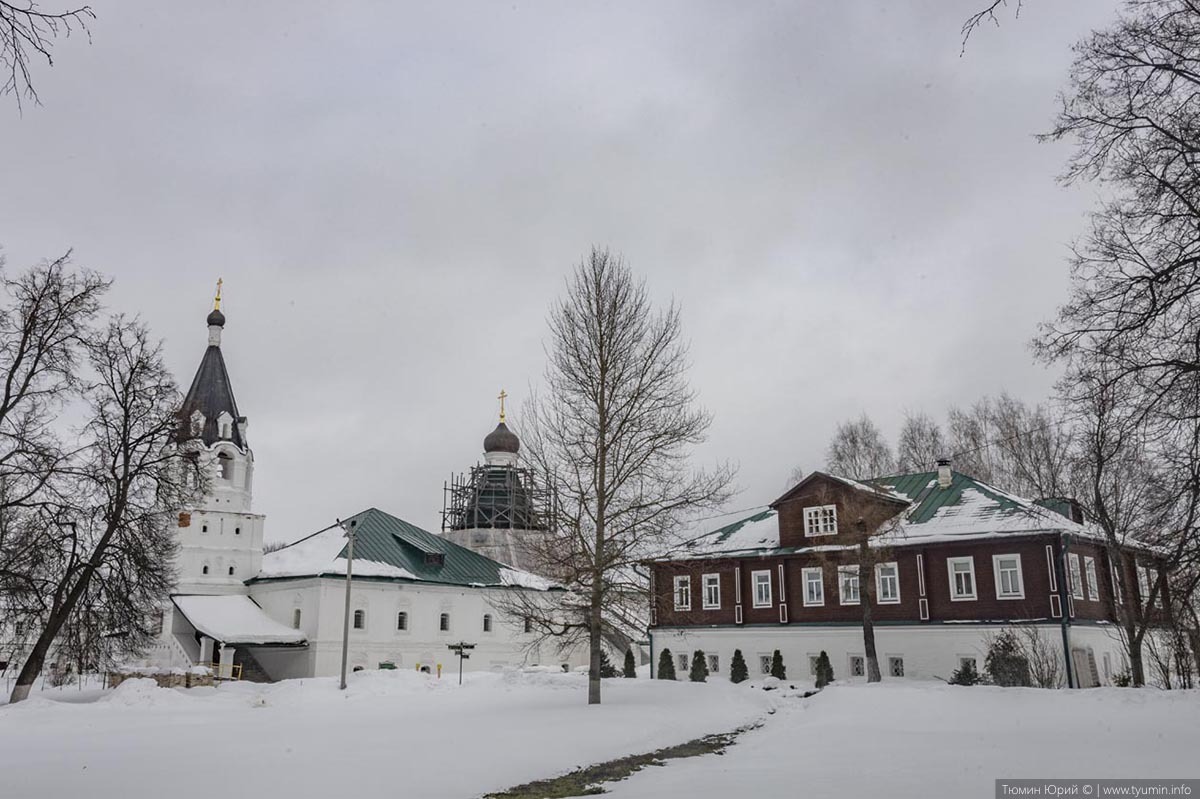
[871,471,1027,525]
[709,509,776,545]
[254,507,551,588]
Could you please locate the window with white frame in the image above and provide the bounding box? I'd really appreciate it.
[993,554,1024,599]
[439,612,450,632]
[673,575,691,611]
[888,656,904,678]
[353,609,366,630]
[702,573,721,609]
[948,557,977,601]
[803,505,838,537]
[803,567,825,606]
[1069,554,1084,600]
[758,654,772,675]
[838,565,860,605]
[1084,556,1100,601]
[483,613,493,633]
[1137,565,1154,606]
[292,608,302,629]
[876,562,900,604]
[752,570,773,607]
[678,653,689,673]
[707,654,719,674]
[396,611,408,631]
[848,655,865,677]
[1111,563,1123,604]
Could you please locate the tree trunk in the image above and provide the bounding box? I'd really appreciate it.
[1127,622,1146,687]
[8,623,57,703]
[858,549,882,683]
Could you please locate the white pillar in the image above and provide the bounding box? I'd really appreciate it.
[199,636,213,664]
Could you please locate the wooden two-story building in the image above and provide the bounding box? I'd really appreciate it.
[648,463,1169,688]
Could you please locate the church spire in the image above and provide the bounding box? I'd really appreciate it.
[178,285,244,448]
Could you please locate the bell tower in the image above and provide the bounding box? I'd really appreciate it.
[173,282,265,594]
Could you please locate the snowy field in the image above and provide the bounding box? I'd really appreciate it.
[2,675,1195,799]
[0,670,774,799]
[607,682,1200,799]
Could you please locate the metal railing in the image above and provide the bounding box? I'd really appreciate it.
[202,662,243,681]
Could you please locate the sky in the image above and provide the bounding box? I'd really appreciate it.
[0,0,1122,543]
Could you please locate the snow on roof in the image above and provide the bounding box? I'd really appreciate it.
[669,470,1105,560]
[498,567,556,591]
[172,595,307,645]
[257,524,417,581]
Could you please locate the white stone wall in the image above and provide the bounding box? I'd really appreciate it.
[649,622,1142,688]
[249,577,590,679]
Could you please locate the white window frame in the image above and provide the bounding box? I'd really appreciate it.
[702,573,721,610]
[707,654,719,674]
[673,575,691,611]
[947,556,977,601]
[1137,565,1154,607]
[848,654,866,677]
[758,654,772,675]
[352,609,366,630]
[838,565,860,605]
[1069,554,1084,600]
[887,655,905,678]
[678,653,689,673]
[803,504,838,537]
[992,553,1025,600]
[752,570,773,608]
[1084,556,1100,601]
[876,561,900,604]
[802,567,825,607]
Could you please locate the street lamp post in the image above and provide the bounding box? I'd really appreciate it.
[339,518,356,691]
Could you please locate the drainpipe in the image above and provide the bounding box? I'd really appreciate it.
[1057,533,1076,689]
[648,629,655,680]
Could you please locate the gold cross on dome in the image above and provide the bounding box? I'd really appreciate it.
[214,277,223,311]
[498,389,508,423]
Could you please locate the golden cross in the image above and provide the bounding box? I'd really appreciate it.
[498,389,508,423]
[214,277,223,311]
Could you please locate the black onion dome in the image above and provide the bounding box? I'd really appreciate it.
[207,308,226,327]
[483,421,520,454]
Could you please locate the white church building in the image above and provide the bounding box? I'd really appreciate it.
[142,292,585,681]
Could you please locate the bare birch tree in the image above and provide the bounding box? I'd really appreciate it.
[825,414,895,480]
[504,247,734,705]
[896,411,946,473]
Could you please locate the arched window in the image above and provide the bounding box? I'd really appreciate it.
[234,527,241,536]
[439,613,450,632]
[218,452,233,481]
[292,609,302,629]
[228,565,235,576]
[483,614,492,633]
[353,609,365,630]
[396,611,408,631]
[201,524,208,533]
[202,565,209,575]
[523,616,533,634]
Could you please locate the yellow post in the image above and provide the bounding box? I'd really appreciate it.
[437,663,443,679]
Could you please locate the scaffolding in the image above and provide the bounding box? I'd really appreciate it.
[442,463,556,533]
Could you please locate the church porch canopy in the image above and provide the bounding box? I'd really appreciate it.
[172,594,306,646]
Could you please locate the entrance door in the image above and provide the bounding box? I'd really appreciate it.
[1071,648,1098,688]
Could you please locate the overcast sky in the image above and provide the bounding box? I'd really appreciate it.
[1,1,1121,542]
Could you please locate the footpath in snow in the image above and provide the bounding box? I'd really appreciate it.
[0,669,775,799]
[605,681,1200,799]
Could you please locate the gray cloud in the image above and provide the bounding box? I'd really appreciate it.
[0,0,1119,540]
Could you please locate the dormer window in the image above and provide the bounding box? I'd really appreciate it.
[803,505,838,536]
[425,552,445,566]
[217,413,233,440]
[218,452,233,481]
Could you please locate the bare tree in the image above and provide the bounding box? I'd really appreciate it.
[825,414,895,480]
[506,247,734,705]
[0,254,107,626]
[1036,0,1200,429]
[1,1,94,111]
[896,411,945,473]
[9,316,195,702]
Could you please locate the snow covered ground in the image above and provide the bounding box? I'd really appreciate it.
[0,669,774,799]
[607,681,1200,799]
[3,674,1194,799]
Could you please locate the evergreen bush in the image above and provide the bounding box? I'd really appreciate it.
[769,649,787,680]
[729,649,749,684]
[815,650,834,688]
[657,648,676,680]
[689,650,709,682]
[598,650,618,678]
[949,659,980,686]
[984,630,1032,687]
[623,647,637,678]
